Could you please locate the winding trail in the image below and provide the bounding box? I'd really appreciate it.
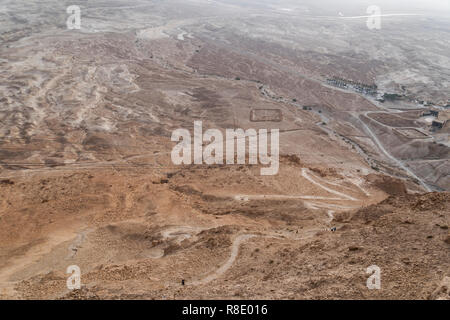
[191,165,367,285]
[189,224,333,286]
[234,194,347,201]
[301,168,357,201]
[360,113,432,192]
[190,234,257,285]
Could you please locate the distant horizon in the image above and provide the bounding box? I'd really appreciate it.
[213,0,450,16]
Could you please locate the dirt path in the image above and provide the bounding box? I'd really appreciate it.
[360,113,432,192]
[190,234,258,285]
[189,225,329,286]
[301,168,357,201]
[234,194,347,201]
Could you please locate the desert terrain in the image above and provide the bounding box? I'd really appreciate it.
[0,0,448,299]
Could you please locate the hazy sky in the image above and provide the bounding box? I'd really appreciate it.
[219,0,450,15]
[342,0,450,12]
